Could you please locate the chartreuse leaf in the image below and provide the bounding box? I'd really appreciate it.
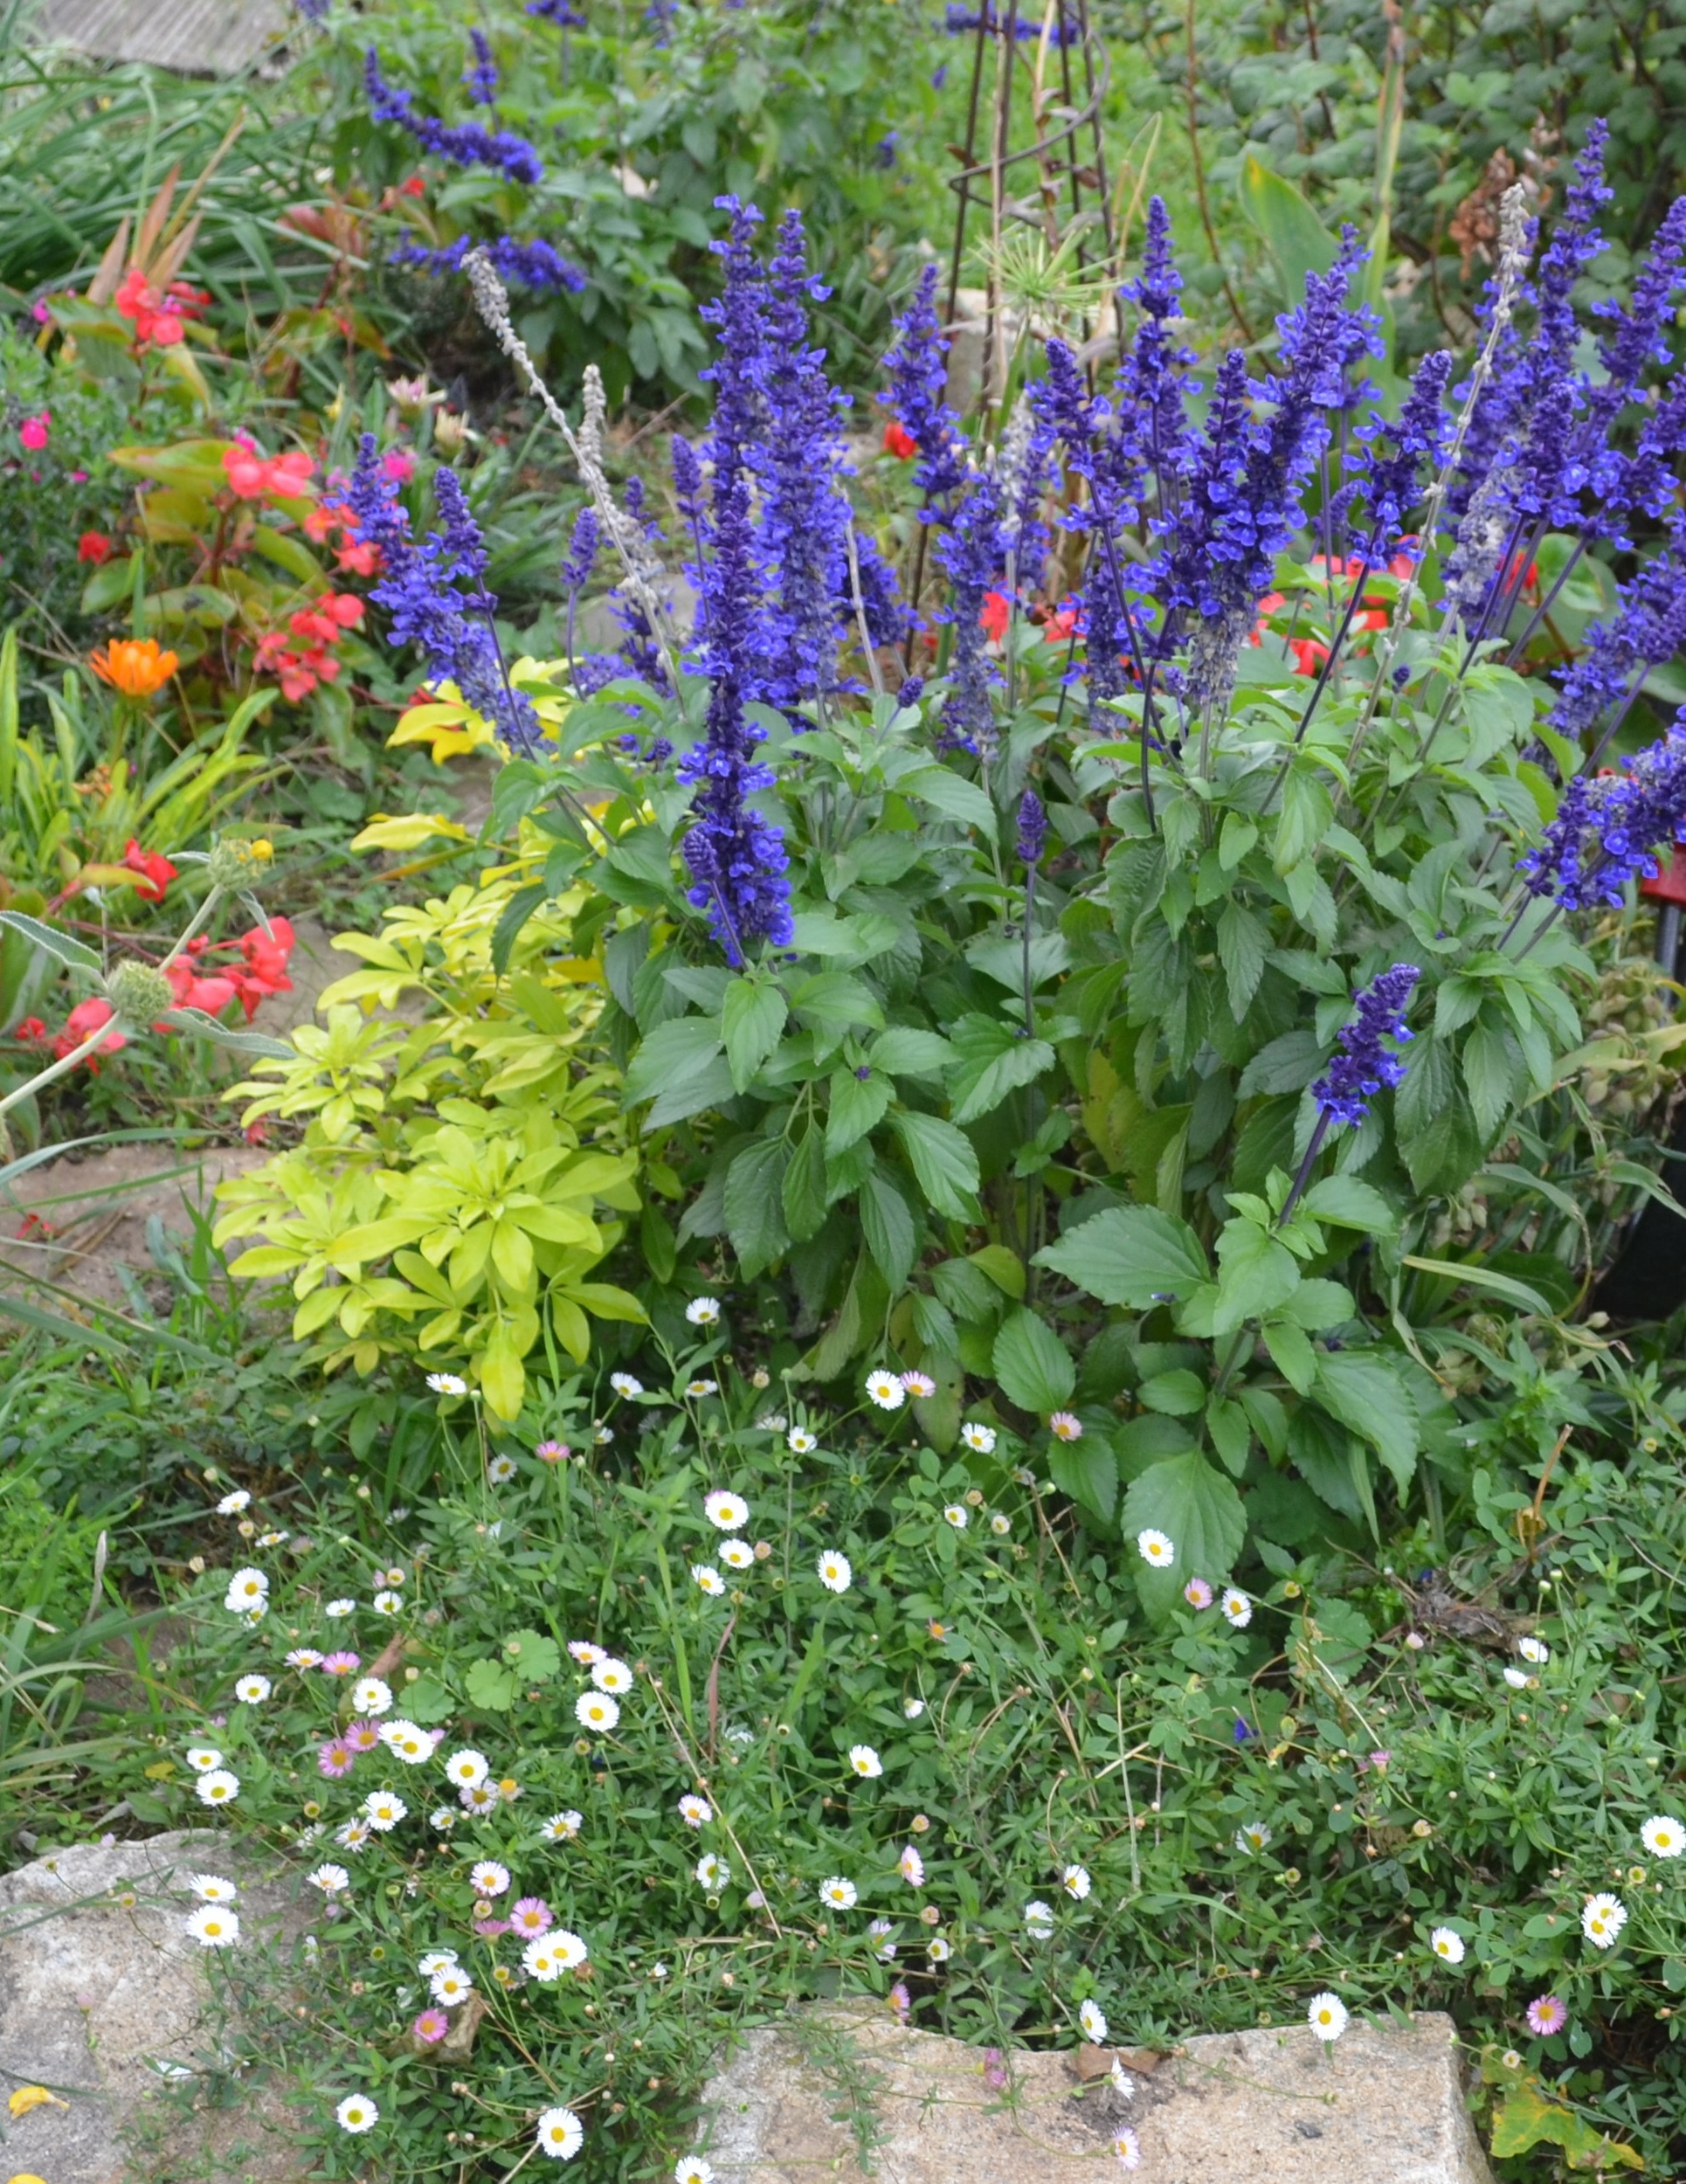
[1033,1206,1209,1308]
[1121,1452,1247,1621]
[992,1306,1076,1413]
[1489,2083,1641,2169]
[1298,1176,1397,1233]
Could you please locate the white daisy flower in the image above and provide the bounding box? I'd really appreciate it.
[675,2159,715,2184]
[695,1853,729,1890]
[186,1872,238,1903]
[865,1369,906,1410]
[363,1790,407,1831]
[224,1567,268,1610]
[567,1641,606,1665]
[1136,1530,1174,1568]
[1430,1926,1466,1964]
[1235,1821,1272,1855]
[903,1697,925,1719]
[704,1490,750,1531]
[943,1504,968,1529]
[542,1810,584,1842]
[1109,2060,1135,2099]
[720,1538,755,1570]
[324,1598,356,1618]
[591,1656,633,1694]
[929,1936,950,1961]
[610,1372,644,1398]
[1113,2126,1141,2169]
[1307,1993,1347,2042]
[1062,1863,1091,1900]
[186,1746,223,1773]
[431,1966,475,2006]
[849,1744,882,1779]
[1025,1899,1055,1938]
[195,1769,239,1807]
[460,1782,500,1814]
[685,1296,722,1325]
[692,1565,726,1598]
[381,1566,406,1586]
[686,1379,718,1399]
[379,1720,429,1764]
[787,1426,818,1454]
[1220,1588,1252,1629]
[256,1530,288,1549]
[536,2106,584,2161]
[1519,1635,1550,1663]
[335,1818,372,1852]
[679,1794,713,1828]
[817,1550,852,1594]
[351,1676,392,1715]
[417,1949,460,1976]
[551,1928,588,1968]
[869,1917,895,1959]
[1503,1666,1530,1689]
[990,1513,1011,1536]
[470,1860,510,1897]
[335,2093,378,2134]
[1080,1998,1109,2044]
[819,1876,858,1908]
[576,1691,620,1732]
[523,1939,564,1980]
[217,1489,251,1515]
[285,1648,323,1669]
[487,1455,517,1485]
[308,1863,350,1894]
[1582,1892,1627,1948]
[1642,1816,1685,1858]
[425,1372,468,1396]
[595,1427,612,1445]
[899,1844,925,1886]
[960,1421,997,1454]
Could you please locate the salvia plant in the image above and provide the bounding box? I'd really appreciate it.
[315,125,1686,1607]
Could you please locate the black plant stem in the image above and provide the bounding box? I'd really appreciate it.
[1276,1109,1332,1230]
[1260,559,1372,813]
[1505,538,1586,667]
[1020,861,1040,1036]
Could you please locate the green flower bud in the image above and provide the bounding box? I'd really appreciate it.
[103,960,175,1024]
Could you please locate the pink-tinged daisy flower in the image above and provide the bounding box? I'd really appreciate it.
[318,1739,355,1780]
[344,1719,381,1752]
[536,1440,570,1463]
[473,1918,510,1937]
[286,1648,324,1669]
[1527,1994,1567,2035]
[321,1651,360,1676]
[888,1980,912,2023]
[1048,1411,1082,1441]
[900,1370,936,1399]
[1183,1578,1213,1609]
[413,2008,449,2044]
[510,1897,554,1936]
[900,1844,925,1886]
[1113,2128,1141,2170]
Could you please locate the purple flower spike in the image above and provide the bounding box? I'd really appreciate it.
[1312,965,1421,1129]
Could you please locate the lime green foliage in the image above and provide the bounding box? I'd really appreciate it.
[215,863,645,1418]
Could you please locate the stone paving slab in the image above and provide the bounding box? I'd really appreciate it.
[697,2003,1494,2184]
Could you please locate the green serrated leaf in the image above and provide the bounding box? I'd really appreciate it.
[1121,1452,1247,1619]
[724,1138,791,1277]
[992,1305,1076,1413]
[1033,1206,1209,1308]
[860,1166,916,1291]
[889,1109,980,1221]
[722,976,788,1093]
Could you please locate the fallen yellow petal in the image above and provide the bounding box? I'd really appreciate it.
[8,2084,67,2116]
[10,2173,52,2183]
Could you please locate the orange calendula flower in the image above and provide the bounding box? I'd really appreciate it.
[91,638,179,698]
